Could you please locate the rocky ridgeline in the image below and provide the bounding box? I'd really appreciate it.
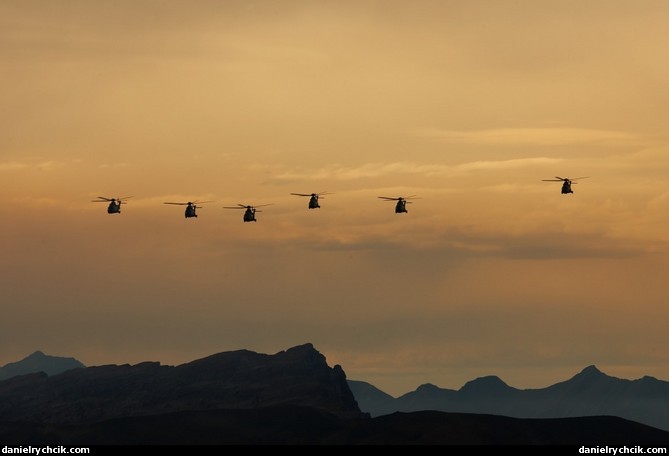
[0,343,364,424]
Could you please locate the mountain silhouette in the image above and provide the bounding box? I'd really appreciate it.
[460,375,515,396]
[349,365,669,431]
[1,347,667,444]
[0,343,362,424]
[0,350,85,381]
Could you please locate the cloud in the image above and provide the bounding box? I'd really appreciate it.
[0,162,28,171]
[412,127,644,147]
[430,227,658,261]
[455,157,561,172]
[0,160,62,171]
[259,157,563,182]
[98,163,128,169]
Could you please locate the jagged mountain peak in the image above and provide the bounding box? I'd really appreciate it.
[579,365,605,376]
[460,375,513,395]
[565,365,615,384]
[415,383,442,392]
[178,343,327,375]
[285,342,316,352]
[27,350,46,358]
[0,351,85,381]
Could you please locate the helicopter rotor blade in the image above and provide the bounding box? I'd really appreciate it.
[115,197,132,204]
[292,192,334,197]
[379,196,420,201]
[164,202,188,205]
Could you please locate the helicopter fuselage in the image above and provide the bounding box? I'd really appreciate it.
[243,208,256,222]
[107,201,121,214]
[395,200,408,213]
[185,204,198,218]
[561,181,573,194]
[308,195,320,209]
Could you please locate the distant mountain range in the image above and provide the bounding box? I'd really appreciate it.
[1,345,667,444]
[0,350,84,380]
[348,365,669,431]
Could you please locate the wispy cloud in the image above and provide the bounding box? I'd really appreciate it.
[0,161,63,171]
[35,161,61,171]
[412,127,643,147]
[260,157,562,182]
[0,162,28,171]
[455,157,561,172]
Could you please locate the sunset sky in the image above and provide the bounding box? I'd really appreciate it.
[2,0,669,396]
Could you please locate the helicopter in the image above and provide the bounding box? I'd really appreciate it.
[223,203,273,222]
[92,196,133,214]
[163,200,213,218]
[378,195,419,213]
[290,192,333,209]
[542,176,589,194]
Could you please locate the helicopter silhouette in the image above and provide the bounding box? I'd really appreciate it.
[290,192,333,209]
[164,200,213,218]
[378,195,419,213]
[223,203,273,222]
[542,176,589,194]
[92,196,133,214]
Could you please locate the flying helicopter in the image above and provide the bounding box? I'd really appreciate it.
[223,203,273,222]
[290,192,334,209]
[163,200,213,218]
[378,195,419,213]
[92,196,133,214]
[542,176,589,194]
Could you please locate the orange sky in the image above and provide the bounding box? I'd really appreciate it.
[2,0,669,396]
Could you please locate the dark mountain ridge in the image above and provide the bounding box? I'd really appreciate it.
[349,364,669,431]
[0,343,363,424]
[2,406,668,445]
